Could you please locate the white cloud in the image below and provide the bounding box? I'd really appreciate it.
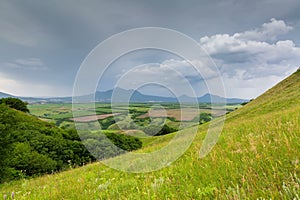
[219,70,285,98]
[160,59,217,80]
[0,72,70,97]
[234,18,293,42]
[113,58,221,97]
[1,58,48,71]
[199,18,300,83]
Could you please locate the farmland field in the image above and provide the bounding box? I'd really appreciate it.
[28,102,239,132]
[70,113,121,122]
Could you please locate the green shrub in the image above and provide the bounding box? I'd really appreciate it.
[105,132,142,151]
[7,142,57,176]
[98,116,116,129]
[0,104,94,182]
[143,124,178,136]
[80,131,142,160]
[193,112,213,124]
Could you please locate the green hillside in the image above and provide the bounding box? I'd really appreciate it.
[1,70,299,199]
[0,103,95,182]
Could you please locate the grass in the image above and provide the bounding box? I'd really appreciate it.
[1,107,299,199]
[1,71,299,199]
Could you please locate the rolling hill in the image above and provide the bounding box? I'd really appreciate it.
[0,70,299,199]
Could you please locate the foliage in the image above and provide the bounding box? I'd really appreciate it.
[192,112,213,124]
[0,105,14,179]
[143,124,178,136]
[112,115,136,130]
[240,101,248,106]
[0,104,94,182]
[7,142,57,176]
[105,131,142,151]
[98,116,116,130]
[78,131,142,160]
[0,97,29,113]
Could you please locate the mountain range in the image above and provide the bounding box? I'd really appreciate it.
[0,88,248,104]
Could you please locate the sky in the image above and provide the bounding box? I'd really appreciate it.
[0,0,300,99]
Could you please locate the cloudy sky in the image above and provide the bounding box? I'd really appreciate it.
[1,0,300,99]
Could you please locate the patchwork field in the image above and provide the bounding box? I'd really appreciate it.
[70,113,121,122]
[27,102,238,134]
[138,108,227,121]
[138,108,199,121]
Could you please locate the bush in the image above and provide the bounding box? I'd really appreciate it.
[7,142,57,176]
[0,104,94,182]
[193,113,213,124]
[98,116,116,129]
[105,132,142,151]
[143,124,178,136]
[79,131,142,160]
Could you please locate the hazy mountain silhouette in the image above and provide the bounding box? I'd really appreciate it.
[0,88,247,104]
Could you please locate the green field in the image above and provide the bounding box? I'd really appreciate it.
[28,102,233,134]
[1,71,299,199]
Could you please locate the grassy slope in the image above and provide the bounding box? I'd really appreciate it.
[1,71,300,199]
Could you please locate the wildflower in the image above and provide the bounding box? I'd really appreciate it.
[98,180,111,191]
[151,177,164,190]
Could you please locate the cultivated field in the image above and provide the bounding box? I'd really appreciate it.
[138,108,227,121]
[70,113,121,122]
[27,102,237,136]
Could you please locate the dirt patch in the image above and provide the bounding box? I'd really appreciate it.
[138,109,200,121]
[70,113,120,122]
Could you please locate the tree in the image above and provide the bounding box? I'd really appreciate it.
[0,97,29,113]
[199,113,212,124]
[0,104,15,180]
[7,142,57,176]
[0,104,95,182]
[193,113,213,124]
[155,124,178,136]
[143,124,178,136]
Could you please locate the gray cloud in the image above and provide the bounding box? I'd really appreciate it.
[0,1,300,98]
